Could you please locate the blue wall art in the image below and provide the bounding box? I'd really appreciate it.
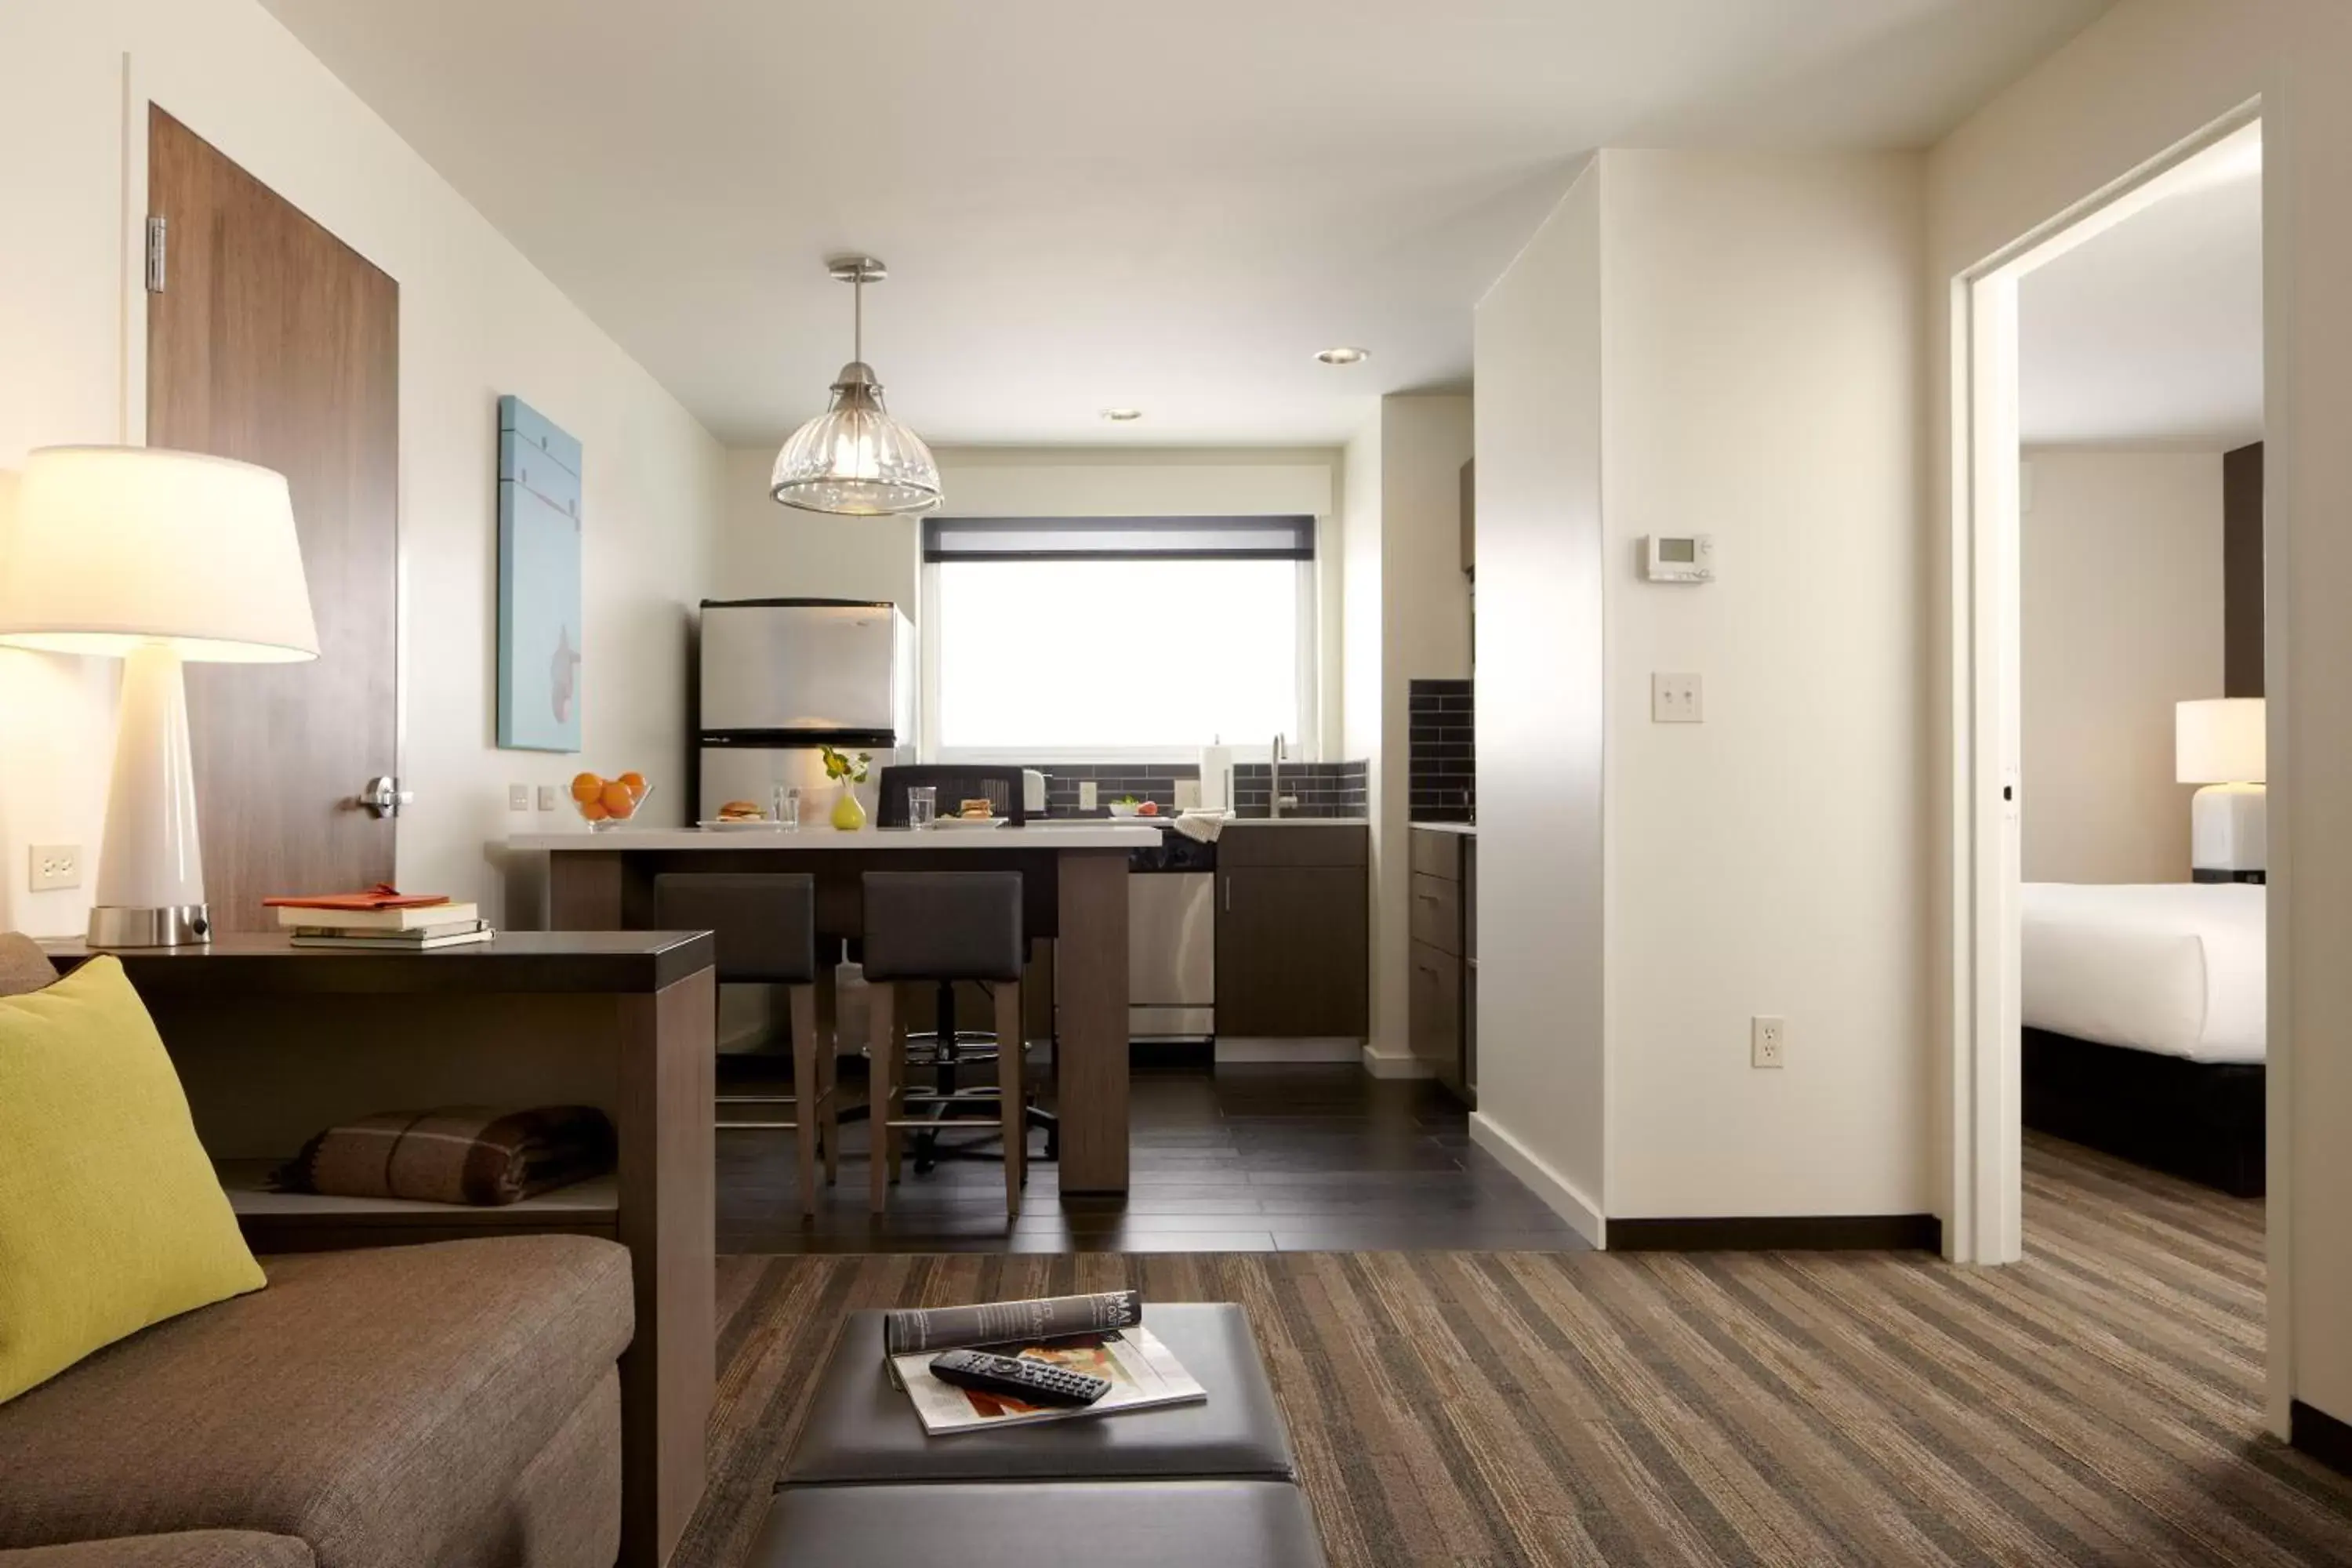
[496,394,584,752]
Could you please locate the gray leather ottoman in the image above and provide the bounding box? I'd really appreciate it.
[748,1481,1327,1568]
[783,1304,1297,1485]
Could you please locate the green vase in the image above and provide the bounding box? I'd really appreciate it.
[830,784,867,830]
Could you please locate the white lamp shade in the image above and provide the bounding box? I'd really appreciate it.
[0,445,318,662]
[2176,697,2265,785]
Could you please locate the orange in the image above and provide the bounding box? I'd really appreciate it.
[570,771,603,802]
[580,800,609,822]
[619,770,648,800]
[600,781,637,818]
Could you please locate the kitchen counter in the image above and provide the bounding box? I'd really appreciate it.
[1408,821,1479,837]
[509,824,1160,851]
[1221,817,1370,828]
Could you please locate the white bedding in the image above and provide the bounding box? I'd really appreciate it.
[2021,883,2267,1064]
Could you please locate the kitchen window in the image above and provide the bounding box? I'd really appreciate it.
[921,516,1317,760]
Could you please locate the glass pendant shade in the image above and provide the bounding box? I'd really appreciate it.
[770,361,942,516]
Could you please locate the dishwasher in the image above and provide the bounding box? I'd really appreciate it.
[1127,829,1217,1040]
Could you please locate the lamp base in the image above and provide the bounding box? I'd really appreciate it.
[87,903,212,948]
[2190,782,2267,879]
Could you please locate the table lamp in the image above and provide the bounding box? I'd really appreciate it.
[0,446,318,945]
[2176,697,2266,884]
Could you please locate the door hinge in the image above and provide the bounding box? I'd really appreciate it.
[144,216,168,293]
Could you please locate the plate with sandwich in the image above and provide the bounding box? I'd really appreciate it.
[699,799,781,831]
[924,797,1008,829]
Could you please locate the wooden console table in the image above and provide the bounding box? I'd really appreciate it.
[46,931,717,1568]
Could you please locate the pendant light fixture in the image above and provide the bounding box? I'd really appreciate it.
[770,255,942,516]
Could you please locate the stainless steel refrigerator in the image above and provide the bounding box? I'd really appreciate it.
[696,598,915,819]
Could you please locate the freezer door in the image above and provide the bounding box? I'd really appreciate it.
[700,601,911,736]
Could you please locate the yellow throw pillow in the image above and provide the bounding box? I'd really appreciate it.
[0,956,265,1403]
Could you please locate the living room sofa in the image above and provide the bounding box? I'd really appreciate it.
[0,936,634,1568]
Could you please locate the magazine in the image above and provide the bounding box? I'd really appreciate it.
[891,1324,1206,1436]
[880,1289,1142,1357]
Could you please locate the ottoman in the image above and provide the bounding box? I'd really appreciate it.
[782,1304,1297,1486]
[748,1481,1325,1568]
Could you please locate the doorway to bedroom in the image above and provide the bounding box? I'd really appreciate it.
[1998,118,2269,1287]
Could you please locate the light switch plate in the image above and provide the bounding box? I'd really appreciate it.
[508,783,532,811]
[1652,673,1704,724]
[28,844,82,892]
[1079,782,1098,809]
[536,784,560,811]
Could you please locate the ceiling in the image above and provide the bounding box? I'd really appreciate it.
[2020,135,2264,448]
[260,0,2108,448]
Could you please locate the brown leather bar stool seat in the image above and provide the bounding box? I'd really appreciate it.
[859,870,1027,1218]
[655,872,836,1215]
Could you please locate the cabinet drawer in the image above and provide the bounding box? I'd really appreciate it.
[1409,829,1462,881]
[1409,873,1462,956]
[1218,824,1369,869]
[1407,940,1462,1071]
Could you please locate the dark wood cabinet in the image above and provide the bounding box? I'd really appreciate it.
[1215,826,1369,1038]
[1407,826,1475,1105]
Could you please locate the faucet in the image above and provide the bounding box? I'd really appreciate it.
[1269,733,1288,818]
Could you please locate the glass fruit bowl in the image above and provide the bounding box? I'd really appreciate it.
[571,771,651,830]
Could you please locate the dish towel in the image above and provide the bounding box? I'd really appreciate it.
[1171,811,1228,846]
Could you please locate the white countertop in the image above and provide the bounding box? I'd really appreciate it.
[508,824,1163,851]
[1409,822,1479,837]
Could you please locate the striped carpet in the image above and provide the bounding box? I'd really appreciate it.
[677,1135,2352,1566]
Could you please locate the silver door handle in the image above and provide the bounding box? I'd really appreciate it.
[359,775,413,818]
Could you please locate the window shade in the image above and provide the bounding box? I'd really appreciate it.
[924,516,1315,563]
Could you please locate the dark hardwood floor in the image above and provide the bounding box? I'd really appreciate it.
[713,1058,1588,1254]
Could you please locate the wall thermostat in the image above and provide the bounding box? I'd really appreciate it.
[1640,535,1715,583]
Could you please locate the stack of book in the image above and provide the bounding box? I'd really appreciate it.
[263,887,494,950]
[883,1290,1205,1436]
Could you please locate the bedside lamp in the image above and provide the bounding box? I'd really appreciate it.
[0,447,318,946]
[2176,698,2266,884]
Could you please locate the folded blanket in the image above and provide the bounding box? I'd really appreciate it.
[275,1105,616,1207]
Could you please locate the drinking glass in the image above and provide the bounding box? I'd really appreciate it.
[772,784,801,831]
[907,785,938,829]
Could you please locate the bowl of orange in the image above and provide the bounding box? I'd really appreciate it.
[571,771,651,831]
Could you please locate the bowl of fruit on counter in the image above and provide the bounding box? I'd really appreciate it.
[1105,797,1161,818]
[570,771,651,829]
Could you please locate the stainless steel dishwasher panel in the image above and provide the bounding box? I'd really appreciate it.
[1130,870,1215,1039]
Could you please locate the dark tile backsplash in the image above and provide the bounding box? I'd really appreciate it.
[1232,760,1369,819]
[1038,762,1199,818]
[1408,678,1475,822]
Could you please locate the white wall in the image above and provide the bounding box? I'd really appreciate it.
[2020,450,2223,884]
[1339,397,1474,1071]
[1470,163,1608,1238]
[0,0,724,935]
[717,446,921,611]
[1598,151,1929,1221]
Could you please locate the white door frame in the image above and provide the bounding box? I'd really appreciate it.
[1945,100,2267,1262]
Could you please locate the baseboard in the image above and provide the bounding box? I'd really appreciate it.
[1214,1036,1363,1064]
[1360,1042,1436,1080]
[2292,1399,2352,1478]
[1467,1112,1605,1247]
[1606,1214,1944,1253]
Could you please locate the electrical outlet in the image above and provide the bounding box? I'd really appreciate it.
[1652,673,1704,724]
[508,783,532,811]
[536,784,560,811]
[1079,781,1098,810]
[1751,1015,1788,1069]
[28,844,82,892]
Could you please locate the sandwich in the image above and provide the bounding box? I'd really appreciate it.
[717,800,764,822]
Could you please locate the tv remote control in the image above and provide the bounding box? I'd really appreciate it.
[927,1348,1112,1407]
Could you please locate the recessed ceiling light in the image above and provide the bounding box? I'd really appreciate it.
[1101,408,1144,423]
[1315,347,1370,366]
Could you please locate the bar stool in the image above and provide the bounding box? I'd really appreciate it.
[860,870,1027,1218]
[654,872,835,1215]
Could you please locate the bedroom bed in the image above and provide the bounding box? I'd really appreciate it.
[2021,881,2267,1197]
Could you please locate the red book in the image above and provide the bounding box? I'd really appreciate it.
[261,884,452,912]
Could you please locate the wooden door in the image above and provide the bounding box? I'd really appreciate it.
[147,107,400,928]
[1216,866,1370,1037]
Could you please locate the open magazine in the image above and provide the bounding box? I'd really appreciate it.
[880,1290,1206,1436]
